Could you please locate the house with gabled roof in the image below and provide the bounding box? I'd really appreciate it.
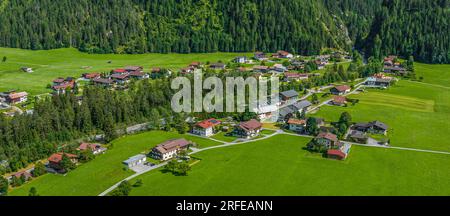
[52,77,76,94]
[4,91,28,104]
[93,78,114,87]
[110,73,130,84]
[82,73,101,80]
[330,85,351,95]
[124,66,143,73]
[48,152,78,172]
[235,56,248,64]
[280,90,299,103]
[210,63,226,70]
[287,118,306,133]
[253,65,269,73]
[284,72,308,82]
[278,106,296,122]
[314,132,340,149]
[189,62,201,68]
[192,118,221,137]
[352,121,389,135]
[331,96,347,106]
[77,143,107,155]
[150,139,191,161]
[233,119,263,139]
[129,71,149,79]
[276,50,293,59]
[254,52,268,61]
[290,100,312,113]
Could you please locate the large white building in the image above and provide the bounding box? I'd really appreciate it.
[192,118,221,137]
[150,139,191,161]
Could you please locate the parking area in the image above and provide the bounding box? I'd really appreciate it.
[129,162,154,173]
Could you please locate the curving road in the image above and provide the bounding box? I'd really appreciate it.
[98,128,450,196]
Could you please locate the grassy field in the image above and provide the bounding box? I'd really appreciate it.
[8,131,221,196]
[415,62,450,87]
[127,134,450,196]
[211,132,238,143]
[312,80,450,152]
[0,47,250,94]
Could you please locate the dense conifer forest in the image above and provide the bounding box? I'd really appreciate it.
[0,0,448,62]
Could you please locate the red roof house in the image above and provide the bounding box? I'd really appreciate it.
[330,85,351,95]
[331,96,347,106]
[327,149,347,160]
[192,119,221,137]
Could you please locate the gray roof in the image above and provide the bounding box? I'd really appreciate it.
[279,106,296,117]
[291,100,312,110]
[123,154,146,164]
[280,90,299,98]
[350,130,367,139]
[370,121,388,130]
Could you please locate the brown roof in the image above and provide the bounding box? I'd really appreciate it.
[333,85,351,92]
[277,50,290,56]
[239,119,262,131]
[111,73,129,80]
[53,78,65,83]
[253,66,269,70]
[152,67,161,73]
[78,143,101,151]
[285,72,308,78]
[333,96,347,104]
[125,66,143,71]
[12,171,32,179]
[129,71,146,77]
[153,139,190,154]
[316,132,338,142]
[83,73,101,79]
[93,78,113,84]
[8,92,28,100]
[48,153,77,164]
[287,118,306,125]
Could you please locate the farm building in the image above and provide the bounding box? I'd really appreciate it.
[123,154,147,168]
[279,90,299,103]
[330,85,351,95]
[150,139,191,161]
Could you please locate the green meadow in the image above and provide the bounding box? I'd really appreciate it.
[9,132,450,196]
[414,62,450,87]
[0,47,250,94]
[312,80,450,152]
[128,134,450,196]
[8,131,221,196]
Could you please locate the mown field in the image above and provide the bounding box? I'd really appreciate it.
[0,47,250,94]
[8,131,221,196]
[312,80,450,152]
[415,62,450,87]
[10,132,450,196]
[127,134,450,196]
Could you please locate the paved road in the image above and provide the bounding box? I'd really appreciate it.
[98,128,450,196]
[98,130,283,196]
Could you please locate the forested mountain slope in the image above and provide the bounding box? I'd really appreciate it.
[0,0,448,63]
[0,0,349,55]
